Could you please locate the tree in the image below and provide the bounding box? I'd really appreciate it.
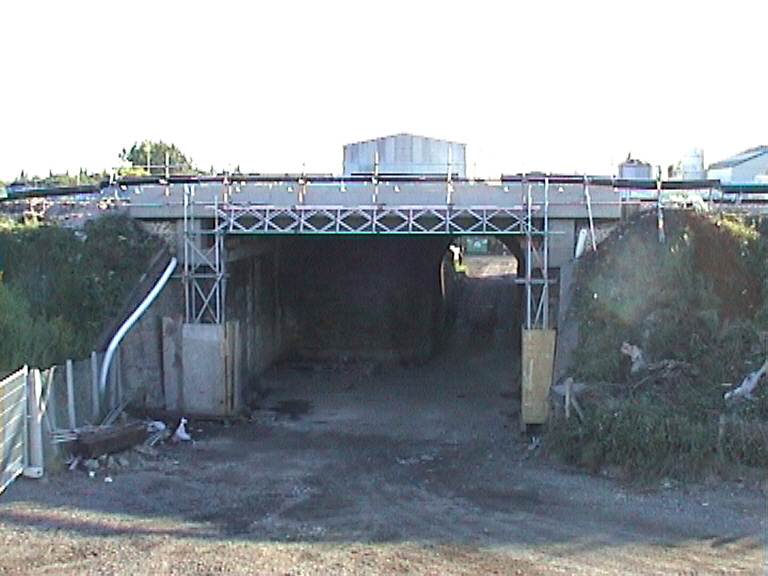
[119,140,194,176]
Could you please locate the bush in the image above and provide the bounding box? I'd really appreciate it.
[552,211,768,481]
[0,214,163,371]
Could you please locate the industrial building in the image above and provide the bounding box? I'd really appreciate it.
[707,146,768,183]
[343,133,466,177]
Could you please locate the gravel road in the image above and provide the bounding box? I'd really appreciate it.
[1,258,764,575]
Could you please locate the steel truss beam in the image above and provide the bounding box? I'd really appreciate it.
[216,205,543,235]
[187,193,553,327]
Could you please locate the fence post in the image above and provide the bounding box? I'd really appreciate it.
[44,367,57,430]
[66,359,76,430]
[24,369,44,478]
[90,352,99,421]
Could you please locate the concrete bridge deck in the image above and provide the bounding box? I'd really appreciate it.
[117,177,624,224]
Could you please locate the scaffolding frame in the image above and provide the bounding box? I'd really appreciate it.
[183,180,556,329]
[183,184,226,324]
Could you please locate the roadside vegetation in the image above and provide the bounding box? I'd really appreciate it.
[0,139,191,374]
[0,214,163,374]
[548,210,768,481]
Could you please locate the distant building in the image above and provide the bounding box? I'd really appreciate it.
[618,156,653,180]
[343,133,466,177]
[707,146,768,183]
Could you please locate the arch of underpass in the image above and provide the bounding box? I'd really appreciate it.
[223,231,532,409]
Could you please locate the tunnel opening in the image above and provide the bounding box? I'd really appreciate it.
[437,235,525,393]
[226,233,527,407]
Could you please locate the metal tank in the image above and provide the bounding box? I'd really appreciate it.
[618,158,654,200]
[618,158,653,180]
[682,148,705,180]
[343,133,466,177]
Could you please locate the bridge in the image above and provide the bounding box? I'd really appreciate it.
[3,173,766,420]
[107,172,764,327]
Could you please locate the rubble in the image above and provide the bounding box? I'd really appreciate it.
[55,415,192,475]
[74,422,148,460]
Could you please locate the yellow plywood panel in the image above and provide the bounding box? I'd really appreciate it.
[522,330,556,425]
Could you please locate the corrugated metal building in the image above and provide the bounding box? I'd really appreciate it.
[707,146,768,183]
[343,133,466,177]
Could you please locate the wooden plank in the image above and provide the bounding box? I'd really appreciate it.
[74,422,148,459]
[521,329,557,425]
[181,323,227,416]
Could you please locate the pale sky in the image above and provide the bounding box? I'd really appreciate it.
[1,0,765,182]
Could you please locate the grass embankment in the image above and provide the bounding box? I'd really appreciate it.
[548,211,768,480]
[0,213,163,373]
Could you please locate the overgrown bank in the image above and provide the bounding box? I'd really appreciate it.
[549,210,768,480]
[0,213,163,373]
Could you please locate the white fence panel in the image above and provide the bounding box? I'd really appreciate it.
[1,367,28,494]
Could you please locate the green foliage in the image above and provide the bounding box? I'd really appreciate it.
[554,211,768,481]
[0,214,163,372]
[0,284,78,370]
[120,140,194,175]
[548,393,721,480]
[10,168,106,188]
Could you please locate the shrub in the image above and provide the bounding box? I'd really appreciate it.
[0,213,163,370]
[552,211,768,480]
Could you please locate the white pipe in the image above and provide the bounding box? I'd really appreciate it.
[99,257,177,395]
[575,229,588,259]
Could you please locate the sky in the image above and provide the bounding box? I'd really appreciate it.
[1,0,766,182]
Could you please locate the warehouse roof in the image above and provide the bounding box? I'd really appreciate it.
[709,146,768,170]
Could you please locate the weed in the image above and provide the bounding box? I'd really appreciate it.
[552,211,768,480]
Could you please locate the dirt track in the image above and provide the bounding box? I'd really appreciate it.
[1,258,765,575]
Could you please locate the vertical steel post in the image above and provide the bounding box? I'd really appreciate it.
[584,176,597,252]
[525,177,533,330]
[183,184,191,323]
[25,368,43,478]
[214,194,223,324]
[542,177,549,330]
[447,148,453,205]
[90,351,99,420]
[656,176,666,244]
[65,359,76,430]
[373,151,379,205]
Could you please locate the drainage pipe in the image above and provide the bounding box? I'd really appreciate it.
[99,257,178,396]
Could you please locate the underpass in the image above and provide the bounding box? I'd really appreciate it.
[114,174,581,420]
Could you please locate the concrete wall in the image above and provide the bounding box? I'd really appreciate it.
[227,239,287,387]
[277,235,452,363]
[116,232,457,410]
[119,278,184,410]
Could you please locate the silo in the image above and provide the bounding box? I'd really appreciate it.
[681,148,705,180]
